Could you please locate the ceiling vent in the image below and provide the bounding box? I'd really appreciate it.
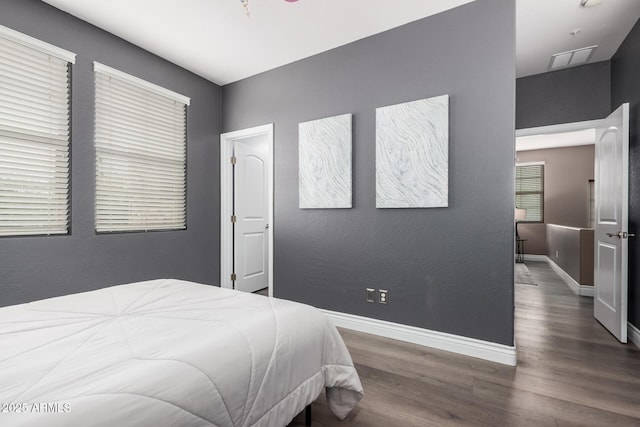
[548,45,598,71]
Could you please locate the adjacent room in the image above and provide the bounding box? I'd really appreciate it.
[1,0,639,426]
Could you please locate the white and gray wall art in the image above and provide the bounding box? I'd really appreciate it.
[376,94,449,208]
[299,113,352,209]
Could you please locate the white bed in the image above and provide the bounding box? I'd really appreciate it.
[0,279,363,426]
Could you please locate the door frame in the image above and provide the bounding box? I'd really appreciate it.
[516,115,632,342]
[516,119,600,274]
[220,123,274,296]
[515,119,602,138]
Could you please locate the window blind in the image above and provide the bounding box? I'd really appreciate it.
[0,25,74,237]
[515,163,544,222]
[94,63,189,233]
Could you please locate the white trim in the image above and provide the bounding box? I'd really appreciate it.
[516,119,602,138]
[93,62,190,105]
[532,255,594,297]
[522,254,547,262]
[0,24,76,63]
[322,309,517,366]
[220,124,274,296]
[220,130,233,290]
[516,161,545,167]
[546,224,585,231]
[628,322,640,349]
[621,103,630,344]
[516,129,595,152]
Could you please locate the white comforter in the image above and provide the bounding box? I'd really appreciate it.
[0,279,363,426]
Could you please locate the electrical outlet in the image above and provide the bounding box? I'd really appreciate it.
[366,288,375,303]
[555,250,559,258]
[378,289,388,304]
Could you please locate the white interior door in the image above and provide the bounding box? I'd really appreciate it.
[233,135,270,293]
[594,103,630,343]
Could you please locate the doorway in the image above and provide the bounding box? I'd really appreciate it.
[515,106,631,343]
[220,124,274,295]
[516,120,597,295]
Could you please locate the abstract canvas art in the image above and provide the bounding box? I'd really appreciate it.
[376,95,449,208]
[299,113,352,209]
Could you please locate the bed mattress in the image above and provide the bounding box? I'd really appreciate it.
[0,279,363,426]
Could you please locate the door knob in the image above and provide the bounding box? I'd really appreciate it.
[265,224,269,229]
[606,231,622,239]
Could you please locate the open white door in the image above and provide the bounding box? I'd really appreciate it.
[220,124,274,295]
[594,103,630,343]
[233,136,270,293]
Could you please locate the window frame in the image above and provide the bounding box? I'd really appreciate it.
[93,62,190,234]
[0,25,75,238]
[515,161,545,224]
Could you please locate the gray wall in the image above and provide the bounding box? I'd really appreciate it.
[516,145,595,255]
[612,18,640,330]
[223,0,515,346]
[516,62,611,129]
[0,0,222,306]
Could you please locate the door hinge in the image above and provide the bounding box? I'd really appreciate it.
[231,273,237,281]
[231,215,237,223]
[231,156,237,165]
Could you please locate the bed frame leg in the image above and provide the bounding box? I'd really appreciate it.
[305,404,312,426]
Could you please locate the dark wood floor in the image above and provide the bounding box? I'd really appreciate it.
[288,261,640,426]
[254,287,269,296]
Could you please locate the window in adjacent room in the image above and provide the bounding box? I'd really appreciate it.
[0,25,75,237]
[94,63,190,233]
[515,162,544,223]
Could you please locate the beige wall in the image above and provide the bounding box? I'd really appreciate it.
[546,225,594,285]
[516,145,595,255]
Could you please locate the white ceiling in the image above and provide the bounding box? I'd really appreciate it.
[516,0,640,78]
[40,0,474,85]
[40,0,640,85]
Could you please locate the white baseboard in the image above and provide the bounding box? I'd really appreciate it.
[322,309,517,366]
[629,322,640,349]
[522,254,548,262]
[544,256,594,297]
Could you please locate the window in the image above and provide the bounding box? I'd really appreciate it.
[94,63,189,233]
[0,25,75,237]
[515,163,544,222]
